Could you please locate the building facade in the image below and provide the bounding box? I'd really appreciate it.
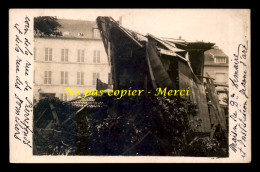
[204,46,229,105]
[33,19,111,102]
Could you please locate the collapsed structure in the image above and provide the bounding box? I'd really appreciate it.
[96,16,227,133]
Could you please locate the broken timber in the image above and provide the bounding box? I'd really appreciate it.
[96,16,227,133]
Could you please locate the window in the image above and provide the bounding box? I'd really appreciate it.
[45,48,52,61]
[63,32,70,36]
[93,50,100,63]
[215,57,226,63]
[93,28,100,38]
[78,33,84,37]
[93,73,100,85]
[44,71,52,84]
[108,73,112,85]
[61,71,68,84]
[215,73,226,83]
[77,72,84,85]
[61,49,69,62]
[60,93,67,101]
[77,50,85,62]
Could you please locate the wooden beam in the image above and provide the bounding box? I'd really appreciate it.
[35,108,47,124]
[146,41,173,89]
[61,104,88,126]
[146,45,157,89]
[49,103,60,126]
[196,75,215,80]
[45,120,53,129]
[109,17,143,48]
[214,83,228,87]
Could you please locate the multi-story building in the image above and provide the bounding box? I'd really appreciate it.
[33,19,111,102]
[204,46,229,105]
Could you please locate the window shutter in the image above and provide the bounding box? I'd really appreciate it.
[44,71,47,84]
[61,49,64,61]
[45,48,48,61]
[77,50,80,62]
[77,72,80,85]
[49,48,52,61]
[97,51,100,63]
[93,73,96,85]
[81,50,84,62]
[65,72,68,84]
[65,49,68,61]
[48,71,51,84]
[81,72,84,85]
[61,72,64,84]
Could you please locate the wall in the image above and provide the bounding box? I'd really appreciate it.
[204,66,229,84]
[34,37,111,101]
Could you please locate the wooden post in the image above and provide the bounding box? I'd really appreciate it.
[205,76,227,131]
[49,103,60,126]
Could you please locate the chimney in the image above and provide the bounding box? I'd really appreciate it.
[179,36,182,40]
[119,16,122,25]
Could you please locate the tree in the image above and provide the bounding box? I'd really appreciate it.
[34,16,62,37]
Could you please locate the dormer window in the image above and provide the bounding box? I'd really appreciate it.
[63,32,70,36]
[215,57,226,63]
[93,28,100,38]
[78,33,84,37]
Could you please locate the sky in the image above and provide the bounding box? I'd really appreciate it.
[32,9,250,57]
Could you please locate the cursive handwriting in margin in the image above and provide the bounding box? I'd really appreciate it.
[13,16,33,148]
[229,41,248,158]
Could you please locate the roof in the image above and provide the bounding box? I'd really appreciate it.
[97,16,215,51]
[161,38,215,51]
[204,46,229,66]
[34,18,100,39]
[58,19,98,39]
[205,46,228,57]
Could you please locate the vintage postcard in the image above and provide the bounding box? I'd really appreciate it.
[9,9,251,163]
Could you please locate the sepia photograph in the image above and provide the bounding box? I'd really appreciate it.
[9,9,250,163]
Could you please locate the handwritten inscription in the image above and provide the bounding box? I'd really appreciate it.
[13,16,33,149]
[25,60,31,76]
[15,76,23,90]
[24,17,30,35]
[229,41,248,158]
[16,56,22,74]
